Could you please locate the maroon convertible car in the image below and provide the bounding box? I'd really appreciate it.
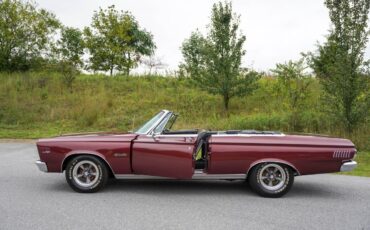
[36,110,357,197]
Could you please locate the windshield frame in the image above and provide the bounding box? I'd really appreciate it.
[134,110,171,135]
[152,112,178,134]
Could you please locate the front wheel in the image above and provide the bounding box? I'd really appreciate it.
[248,163,294,198]
[65,155,108,193]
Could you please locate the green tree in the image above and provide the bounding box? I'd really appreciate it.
[84,5,155,76]
[309,0,370,134]
[180,2,259,110]
[0,0,60,71]
[57,27,84,68]
[55,27,84,91]
[272,59,312,130]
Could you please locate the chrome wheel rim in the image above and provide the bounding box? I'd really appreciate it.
[259,163,286,191]
[72,160,99,187]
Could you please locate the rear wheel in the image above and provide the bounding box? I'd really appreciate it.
[65,155,108,193]
[248,163,294,198]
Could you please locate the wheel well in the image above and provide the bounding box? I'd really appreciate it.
[62,154,115,178]
[246,162,299,179]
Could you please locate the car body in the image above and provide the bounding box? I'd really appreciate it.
[35,110,357,197]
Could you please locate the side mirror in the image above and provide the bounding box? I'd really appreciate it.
[151,132,159,140]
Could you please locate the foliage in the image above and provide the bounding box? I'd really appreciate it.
[84,5,156,76]
[309,0,370,134]
[0,72,368,151]
[53,27,84,91]
[271,59,313,130]
[56,27,85,68]
[180,2,259,110]
[0,0,60,72]
[57,61,78,92]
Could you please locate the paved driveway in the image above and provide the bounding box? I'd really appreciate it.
[0,143,369,230]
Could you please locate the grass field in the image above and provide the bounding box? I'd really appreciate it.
[0,72,369,176]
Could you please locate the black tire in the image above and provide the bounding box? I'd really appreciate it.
[248,163,294,198]
[65,155,109,193]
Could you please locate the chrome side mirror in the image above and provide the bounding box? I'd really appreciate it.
[151,132,159,140]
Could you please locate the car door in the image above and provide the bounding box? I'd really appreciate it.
[132,134,197,179]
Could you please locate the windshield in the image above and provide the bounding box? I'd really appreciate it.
[134,111,165,134]
[153,113,170,134]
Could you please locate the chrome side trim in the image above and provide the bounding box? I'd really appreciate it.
[340,161,357,172]
[213,134,285,137]
[115,172,246,180]
[333,150,351,158]
[35,160,48,172]
[192,173,246,180]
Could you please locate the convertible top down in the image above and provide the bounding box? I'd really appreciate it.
[36,110,357,197]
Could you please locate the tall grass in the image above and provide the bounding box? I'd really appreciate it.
[0,72,368,150]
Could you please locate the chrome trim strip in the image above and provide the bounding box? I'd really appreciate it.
[214,134,285,137]
[340,161,357,172]
[115,172,246,180]
[333,150,351,158]
[154,134,198,138]
[35,160,48,172]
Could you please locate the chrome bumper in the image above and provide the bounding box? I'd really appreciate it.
[340,161,357,172]
[35,160,48,172]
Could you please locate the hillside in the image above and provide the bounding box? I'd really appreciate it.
[0,72,368,150]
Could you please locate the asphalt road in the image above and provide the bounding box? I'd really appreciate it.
[0,143,369,230]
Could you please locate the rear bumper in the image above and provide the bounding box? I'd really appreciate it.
[35,160,48,172]
[340,161,357,172]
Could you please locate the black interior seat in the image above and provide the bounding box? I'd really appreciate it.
[194,132,212,169]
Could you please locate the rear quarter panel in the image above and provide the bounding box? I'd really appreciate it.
[207,135,356,175]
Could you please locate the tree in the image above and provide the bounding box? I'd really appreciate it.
[0,0,60,71]
[309,0,370,134]
[55,27,84,91]
[84,5,155,76]
[57,27,84,68]
[272,59,312,130]
[142,55,166,75]
[180,2,259,110]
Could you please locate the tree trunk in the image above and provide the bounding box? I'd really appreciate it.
[109,66,113,77]
[223,94,229,110]
[126,66,130,76]
[344,104,353,135]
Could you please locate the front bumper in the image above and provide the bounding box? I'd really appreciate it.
[35,160,48,172]
[340,160,357,172]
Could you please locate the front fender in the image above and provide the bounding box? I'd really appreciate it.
[61,150,114,173]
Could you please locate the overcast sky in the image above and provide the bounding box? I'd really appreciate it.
[34,0,370,72]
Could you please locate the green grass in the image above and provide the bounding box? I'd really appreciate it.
[0,71,368,177]
[0,72,369,177]
[339,151,370,177]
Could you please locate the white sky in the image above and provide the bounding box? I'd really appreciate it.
[34,0,370,72]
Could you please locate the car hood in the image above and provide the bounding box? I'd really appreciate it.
[38,132,138,143]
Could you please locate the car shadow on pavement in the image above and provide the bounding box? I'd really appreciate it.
[288,181,345,199]
[45,178,344,199]
[103,179,341,198]
[105,179,254,196]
